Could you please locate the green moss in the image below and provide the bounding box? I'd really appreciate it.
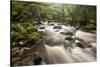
[11,22,42,46]
[65,32,73,35]
[32,53,42,65]
[82,24,96,31]
[65,36,73,41]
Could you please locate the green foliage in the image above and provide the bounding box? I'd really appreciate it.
[65,36,73,41]
[11,1,55,23]
[82,24,96,31]
[32,53,42,65]
[65,32,73,35]
[11,22,42,47]
[11,1,96,31]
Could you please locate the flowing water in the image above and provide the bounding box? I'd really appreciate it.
[13,21,96,66]
[37,21,96,64]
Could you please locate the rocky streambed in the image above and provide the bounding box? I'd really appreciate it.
[12,21,96,66]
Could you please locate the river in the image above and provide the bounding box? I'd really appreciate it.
[37,21,96,64]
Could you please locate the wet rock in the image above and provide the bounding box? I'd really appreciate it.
[58,29,66,35]
[53,26,62,29]
[76,42,85,48]
[19,41,24,45]
[59,29,73,36]
[59,30,67,35]
[74,39,84,48]
[49,22,55,26]
[65,32,73,35]
[65,36,73,41]
[75,39,93,48]
[39,26,45,29]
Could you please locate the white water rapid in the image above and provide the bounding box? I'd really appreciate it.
[37,21,96,64]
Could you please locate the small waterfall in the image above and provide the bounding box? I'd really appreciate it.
[40,44,96,64]
[42,44,76,64]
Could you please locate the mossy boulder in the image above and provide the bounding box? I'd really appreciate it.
[65,36,73,41]
[65,32,73,35]
[82,24,96,31]
[53,26,62,29]
[39,26,45,29]
[11,23,42,47]
[32,53,43,65]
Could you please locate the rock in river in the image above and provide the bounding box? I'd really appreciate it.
[53,26,62,29]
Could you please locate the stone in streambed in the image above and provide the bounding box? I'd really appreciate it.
[65,36,73,41]
[39,26,45,29]
[53,26,62,29]
[48,22,55,26]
